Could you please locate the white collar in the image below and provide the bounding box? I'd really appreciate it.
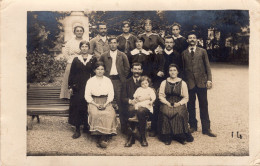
[164,48,173,55]
[78,54,93,65]
[172,35,183,40]
[131,48,150,55]
[110,50,117,56]
[188,46,197,53]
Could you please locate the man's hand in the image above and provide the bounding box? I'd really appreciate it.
[155,46,163,54]
[206,81,213,89]
[157,71,164,77]
[68,88,73,96]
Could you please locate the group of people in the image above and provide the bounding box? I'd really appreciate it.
[59,19,217,149]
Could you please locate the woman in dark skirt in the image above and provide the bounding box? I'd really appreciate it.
[158,64,194,145]
[68,40,97,139]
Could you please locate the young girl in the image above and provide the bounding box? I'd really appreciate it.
[129,76,156,121]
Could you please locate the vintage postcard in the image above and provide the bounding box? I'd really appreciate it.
[1,0,260,165]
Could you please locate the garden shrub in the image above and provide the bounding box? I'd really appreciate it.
[27,50,66,83]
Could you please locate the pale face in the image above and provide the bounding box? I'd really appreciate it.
[165,38,174,51]
[74,27,84,38]
[144,24,152,32]
[80,44,89,54]
[187,34,197,46]
[141,80,149,89]
[98,25,107,37]
[169,66,179,79]
[95,66,105,77]
[135,40,143,49]
[109,39,118,51]
[172,25,180,37]
[131,65,143,77]
[122,24,130,33]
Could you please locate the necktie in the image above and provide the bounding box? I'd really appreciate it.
[190,47,194,57]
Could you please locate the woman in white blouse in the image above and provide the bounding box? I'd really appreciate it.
[85,61,117,148]
[158,64,194,145]
[60,25,85,99]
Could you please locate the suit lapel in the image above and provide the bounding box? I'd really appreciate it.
[107,52,112,73]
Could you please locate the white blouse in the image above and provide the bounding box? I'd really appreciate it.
[159,77,189,105]
[85,76,114,103]
[64,37,86,63]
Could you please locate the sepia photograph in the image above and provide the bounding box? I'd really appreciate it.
[26,10,249,156]
[1,0,260,165]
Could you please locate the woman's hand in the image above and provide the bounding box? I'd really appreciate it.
[166,102,173,108]
[98,104,105,110]
[173,103,181,108]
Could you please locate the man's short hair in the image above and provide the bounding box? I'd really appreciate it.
[132,62,143,69]
[187,30,198,38]
[98,22,107,29]
[164,35,174,41]
[108,36,118,43]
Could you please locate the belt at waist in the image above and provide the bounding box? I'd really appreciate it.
[91,95,108,98]
[109,75,120,80]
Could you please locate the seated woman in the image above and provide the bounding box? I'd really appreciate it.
[85,62,117,148]
[158,64,194,145]
[68,40,97,139]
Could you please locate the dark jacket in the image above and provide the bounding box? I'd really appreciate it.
[121,77,140,105]
[99,50,130,82]
[182,47,212,89]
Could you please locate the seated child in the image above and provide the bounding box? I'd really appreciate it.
[129,76,156,121]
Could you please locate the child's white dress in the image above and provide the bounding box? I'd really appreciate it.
[133,87,156,113]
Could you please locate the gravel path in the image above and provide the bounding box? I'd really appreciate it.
[27,63,249,156]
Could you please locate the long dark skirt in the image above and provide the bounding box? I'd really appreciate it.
[158,104,189,135]
[68,93,88,126]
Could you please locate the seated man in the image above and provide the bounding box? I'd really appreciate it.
[121,63,150,147]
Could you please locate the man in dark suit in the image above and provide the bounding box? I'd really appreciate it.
[99,37,130,134]
[162,35,183,79]
[182,31,217,137]
[121,63,150,147]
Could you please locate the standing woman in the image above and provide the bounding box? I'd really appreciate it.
[85,62,117,148]
[60,25,85,99]
[158,64,194,145]
[68,40,97,139]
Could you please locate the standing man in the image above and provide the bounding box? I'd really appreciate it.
[162,35,183,79]
[171,22,189,55]
[182,31,217,137]
[139,19,165,137]
[121,63,150,147]
[90,23,110,60]
[99,37,130,134]
[117,21,137,61]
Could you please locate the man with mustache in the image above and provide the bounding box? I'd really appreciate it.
[182,31,217,137]
[89,23,110,60]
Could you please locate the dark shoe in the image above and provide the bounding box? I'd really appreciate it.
[149,131,156,137]
[176,139,186,145]
[189,127,197,133]
[72,131,81,139]
[164,140,171,145]
[203,130,217,137]
[124,135,135,147]
[141,137,148,147]
[185,133,194,142]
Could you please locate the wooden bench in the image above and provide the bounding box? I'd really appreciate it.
[27,86,69,129]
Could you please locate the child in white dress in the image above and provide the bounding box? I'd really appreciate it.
[129,76,156,121]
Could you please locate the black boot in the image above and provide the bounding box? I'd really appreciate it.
[140,135,148,147]
[185,132,194,142]
[72,126,81,139]
[125,134,135,147]
[164,134,172,145]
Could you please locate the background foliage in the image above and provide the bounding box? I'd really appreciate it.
[27,10,249,83]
